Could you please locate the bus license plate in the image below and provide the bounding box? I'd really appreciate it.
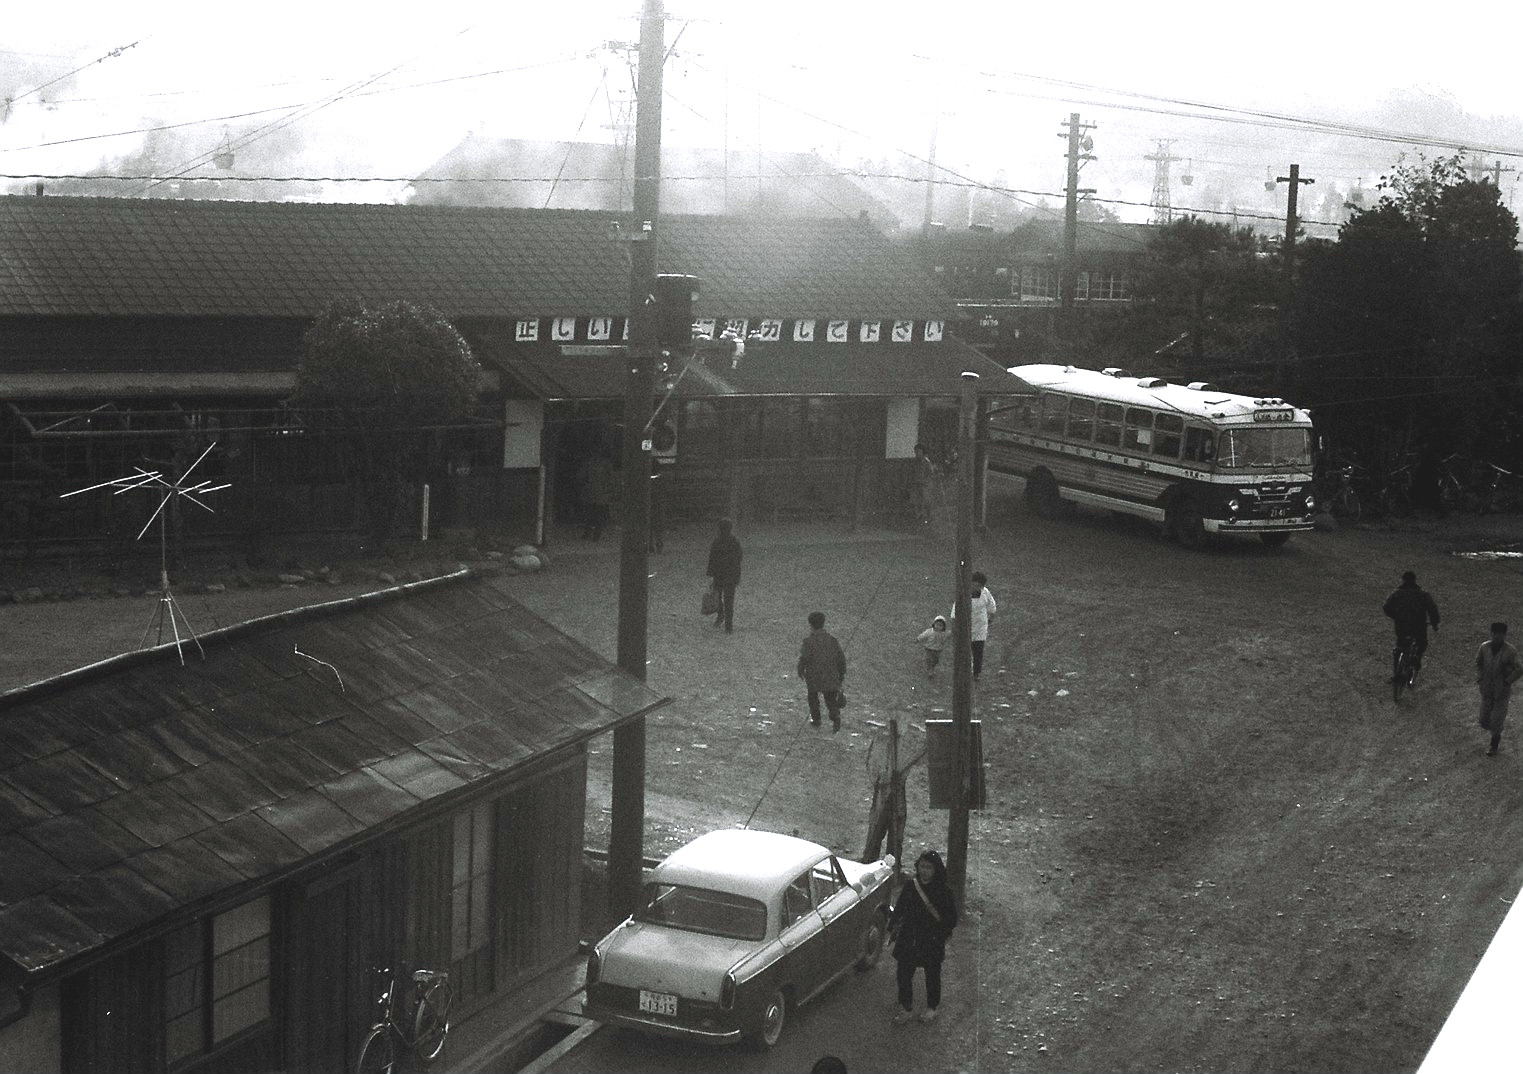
[639,990,678,1017]
[1269,506,1289,518]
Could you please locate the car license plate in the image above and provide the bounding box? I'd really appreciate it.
[638,990,678,1017]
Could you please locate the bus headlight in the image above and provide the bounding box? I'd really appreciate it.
[1304,495,1316,511]
[586,947,601,987]
[1227,498,1240,514]
[720,971,737,1010]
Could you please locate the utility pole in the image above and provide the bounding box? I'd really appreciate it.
[1483,159,1518,188]
[1275,164,1314,289]
[609,0,664,919]
[921,114,940,236]
[1058,114,1096,333]
[945,370,979,903]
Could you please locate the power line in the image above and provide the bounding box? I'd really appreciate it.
[4,39,143,108]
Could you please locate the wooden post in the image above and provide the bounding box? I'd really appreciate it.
[946,371,978,903]
[609,0,664,919]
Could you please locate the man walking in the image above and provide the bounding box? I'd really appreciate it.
[1382,570,1440,681]
[705,518,742,632]
[797,611,847,732]
[1477,622,1523,756]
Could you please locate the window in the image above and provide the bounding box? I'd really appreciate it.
[1016,266,1057,301]
[1040,394,1068,435]
[1065,398,1095,441]
[1094,403,1123,447]
[1076,271,1089,300]
[1184,426,1217,463]
[1086,271,1131,301]
[636,884,767,941]
[1123,408,1154,452]
[809,859,846,906]
[451,800,493,995]
[1153,414,1183,458]
[781,875,814,929]
[680,400,724,459]
[164,896,271,1066]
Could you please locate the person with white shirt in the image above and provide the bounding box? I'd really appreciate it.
[950,570,997,679]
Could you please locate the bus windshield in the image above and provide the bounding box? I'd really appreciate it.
[1217,427,1314,470]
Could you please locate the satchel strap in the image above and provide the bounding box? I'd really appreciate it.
[911,876,942,925]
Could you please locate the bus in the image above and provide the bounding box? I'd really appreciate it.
[988,364,1317,547]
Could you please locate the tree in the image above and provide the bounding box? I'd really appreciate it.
[1127,216,1277,365]
[292,298,481,539]
[1292,156,1523,468]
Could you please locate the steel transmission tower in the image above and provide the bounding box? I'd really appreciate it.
[1145,140,1182,224]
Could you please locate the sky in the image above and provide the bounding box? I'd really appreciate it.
[3,0,1522,227]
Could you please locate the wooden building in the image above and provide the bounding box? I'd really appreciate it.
[0,196,1018,556]
[0,571,667,1073]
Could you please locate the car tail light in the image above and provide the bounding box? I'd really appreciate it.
[586,948,601,987]
[720,972,736,1010]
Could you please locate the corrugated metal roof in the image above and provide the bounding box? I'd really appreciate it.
[0,571,667,980]
[0,197,951,320]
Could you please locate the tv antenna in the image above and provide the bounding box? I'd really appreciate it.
[60,442,230,664]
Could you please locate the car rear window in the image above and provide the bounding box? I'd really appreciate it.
[635,884,768,942]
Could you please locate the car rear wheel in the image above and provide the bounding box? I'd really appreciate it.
[855,912,886,971]
[745,988,787,1050]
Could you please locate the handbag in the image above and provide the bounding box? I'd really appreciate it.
[701,585,720,616]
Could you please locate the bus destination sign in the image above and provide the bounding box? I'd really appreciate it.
[1253,409,1296,423]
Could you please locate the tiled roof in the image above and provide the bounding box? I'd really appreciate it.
[0,197,950,320]
[0,571,667,980]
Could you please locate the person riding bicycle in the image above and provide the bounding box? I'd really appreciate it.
[1383,570,1440,681]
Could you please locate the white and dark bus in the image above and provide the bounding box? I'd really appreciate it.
[989,364,1317,547]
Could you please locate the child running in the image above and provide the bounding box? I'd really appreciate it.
[917,615,950,678]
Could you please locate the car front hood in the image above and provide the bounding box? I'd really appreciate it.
[599,924,755,1000]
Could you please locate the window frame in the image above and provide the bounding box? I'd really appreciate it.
[1094,403,1123,447]
[163,895,272,1069]
[1152,413,1184,459]
[1123,408,1155,453]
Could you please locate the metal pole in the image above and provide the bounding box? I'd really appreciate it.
[946,370,978,902]
[610,0,664,919]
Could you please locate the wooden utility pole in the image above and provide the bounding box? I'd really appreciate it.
[609,0,664,918]
[945,370,979,902]
[921,115,939,236]
[1275,164,1314,288]
[1058,113,1095,333]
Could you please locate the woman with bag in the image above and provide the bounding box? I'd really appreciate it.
[890,849,958,1024]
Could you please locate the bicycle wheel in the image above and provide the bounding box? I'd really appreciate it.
[355,1025,395,1074]
[1339,488,1362,523]
[1393,655,1406,702]
[412,982,453,1064]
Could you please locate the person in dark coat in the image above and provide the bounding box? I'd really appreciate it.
[1382,569,1441,680]
[705,518,742,632]
[890,849,958,1024]
[797,611,847,731]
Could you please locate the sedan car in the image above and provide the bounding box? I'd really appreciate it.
[583,829,896,1049]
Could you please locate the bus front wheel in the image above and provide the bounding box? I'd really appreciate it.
[1026,471,1062,519]
[1167,502,1207,549]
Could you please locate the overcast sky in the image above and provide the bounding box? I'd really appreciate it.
[4,0,1521,223]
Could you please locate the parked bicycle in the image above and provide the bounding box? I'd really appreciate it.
[356,966,453,1074]
[1314,462,1363,522]
[1378,459,1416,518]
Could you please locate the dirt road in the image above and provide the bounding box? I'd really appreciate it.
[5,483,1521,1073]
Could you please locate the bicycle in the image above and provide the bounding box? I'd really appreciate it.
[1392,637,1421,702]
[1378,460,1415,518]
[1314,463,1363,522]
[356,966,453,1074]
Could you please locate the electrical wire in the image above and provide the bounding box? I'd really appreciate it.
[5,39,143,107]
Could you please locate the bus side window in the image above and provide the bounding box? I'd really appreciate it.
[1040,394,1067,435]
[1066,398,1095,441]
[1184,427,1216,463]
[1014,399,1037,429]
[1153,413,1183,458]
[1123,408,1154,452]
[1094,403,1123,447]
